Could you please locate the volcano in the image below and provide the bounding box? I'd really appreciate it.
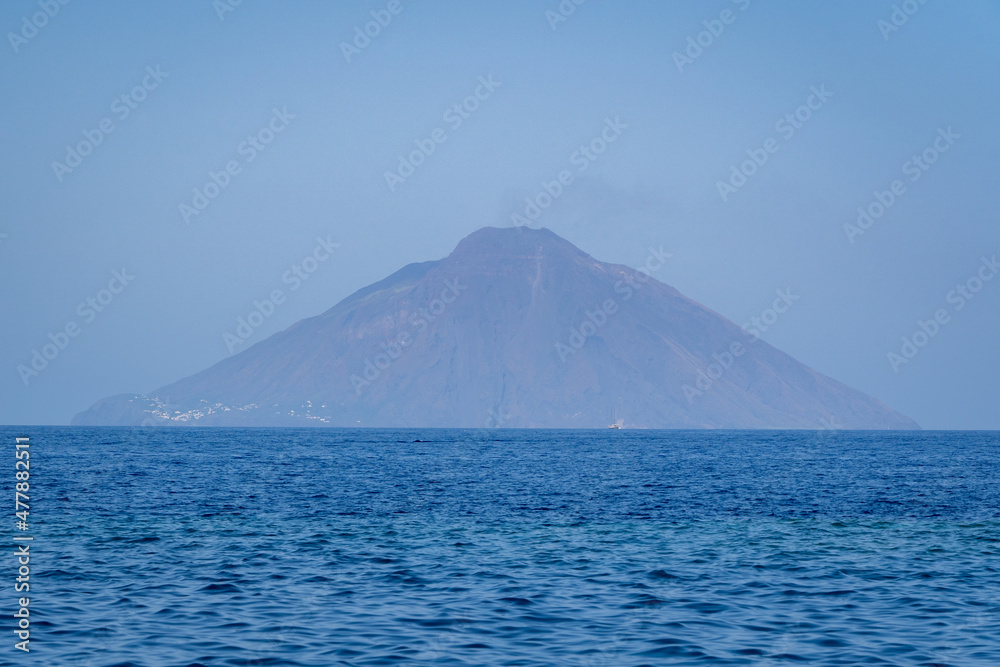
[73,226,918,429]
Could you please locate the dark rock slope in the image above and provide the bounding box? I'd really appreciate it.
[73,226,919,429]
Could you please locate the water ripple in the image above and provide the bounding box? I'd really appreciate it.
[4,427,998,666]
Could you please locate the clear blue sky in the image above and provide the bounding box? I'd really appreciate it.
[1,0,997,428]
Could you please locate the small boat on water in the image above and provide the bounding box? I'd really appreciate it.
[608,423,621,429]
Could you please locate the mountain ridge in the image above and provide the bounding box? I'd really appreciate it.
[73,226,919,429]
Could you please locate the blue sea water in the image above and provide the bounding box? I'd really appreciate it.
[2,427,998,666]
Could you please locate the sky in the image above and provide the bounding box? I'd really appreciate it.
[1,0,997,428]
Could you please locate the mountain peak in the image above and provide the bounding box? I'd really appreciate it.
[450,226,590,262]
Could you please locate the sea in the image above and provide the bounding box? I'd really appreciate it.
[2,427,998,666]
